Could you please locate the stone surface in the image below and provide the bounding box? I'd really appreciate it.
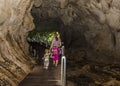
[0,0,35,86]
[67,60,120,86]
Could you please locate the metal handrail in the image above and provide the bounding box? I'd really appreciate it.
[61,46,66,86]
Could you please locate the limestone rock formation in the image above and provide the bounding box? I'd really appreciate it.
[0,0,35,85]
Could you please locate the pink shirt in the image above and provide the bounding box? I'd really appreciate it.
[52,38,61,47]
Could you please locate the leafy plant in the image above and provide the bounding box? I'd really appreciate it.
[27,30,60,46]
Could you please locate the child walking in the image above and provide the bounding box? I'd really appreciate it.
[42,49,50,70]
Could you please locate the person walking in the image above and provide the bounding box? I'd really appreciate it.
[50,32,61,66]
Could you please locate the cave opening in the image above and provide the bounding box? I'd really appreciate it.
[24,1,120,86]
[25,3,93,85]
[27,5,64,65]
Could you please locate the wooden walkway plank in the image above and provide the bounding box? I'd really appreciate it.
[18,65,61,86]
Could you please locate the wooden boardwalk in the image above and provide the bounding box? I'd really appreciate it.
[18,65,61,86]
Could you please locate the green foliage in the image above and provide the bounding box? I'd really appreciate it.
[27,30,60,46]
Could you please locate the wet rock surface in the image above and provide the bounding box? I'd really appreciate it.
[67,57,120,86]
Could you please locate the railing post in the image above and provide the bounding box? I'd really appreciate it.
[61,56,66,86]
[61,46,64,56]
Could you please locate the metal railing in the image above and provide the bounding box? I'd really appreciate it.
[61,56,66,86]
[61,46,66,86]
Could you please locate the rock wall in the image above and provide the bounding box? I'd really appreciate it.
[0,0,35,86]
[32,0,120,64]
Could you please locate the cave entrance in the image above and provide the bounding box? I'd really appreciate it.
[27,7,63,65]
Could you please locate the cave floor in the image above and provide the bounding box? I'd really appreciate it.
[18,65,61,86]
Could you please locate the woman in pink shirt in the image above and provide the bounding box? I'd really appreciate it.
[50,32,61,66]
